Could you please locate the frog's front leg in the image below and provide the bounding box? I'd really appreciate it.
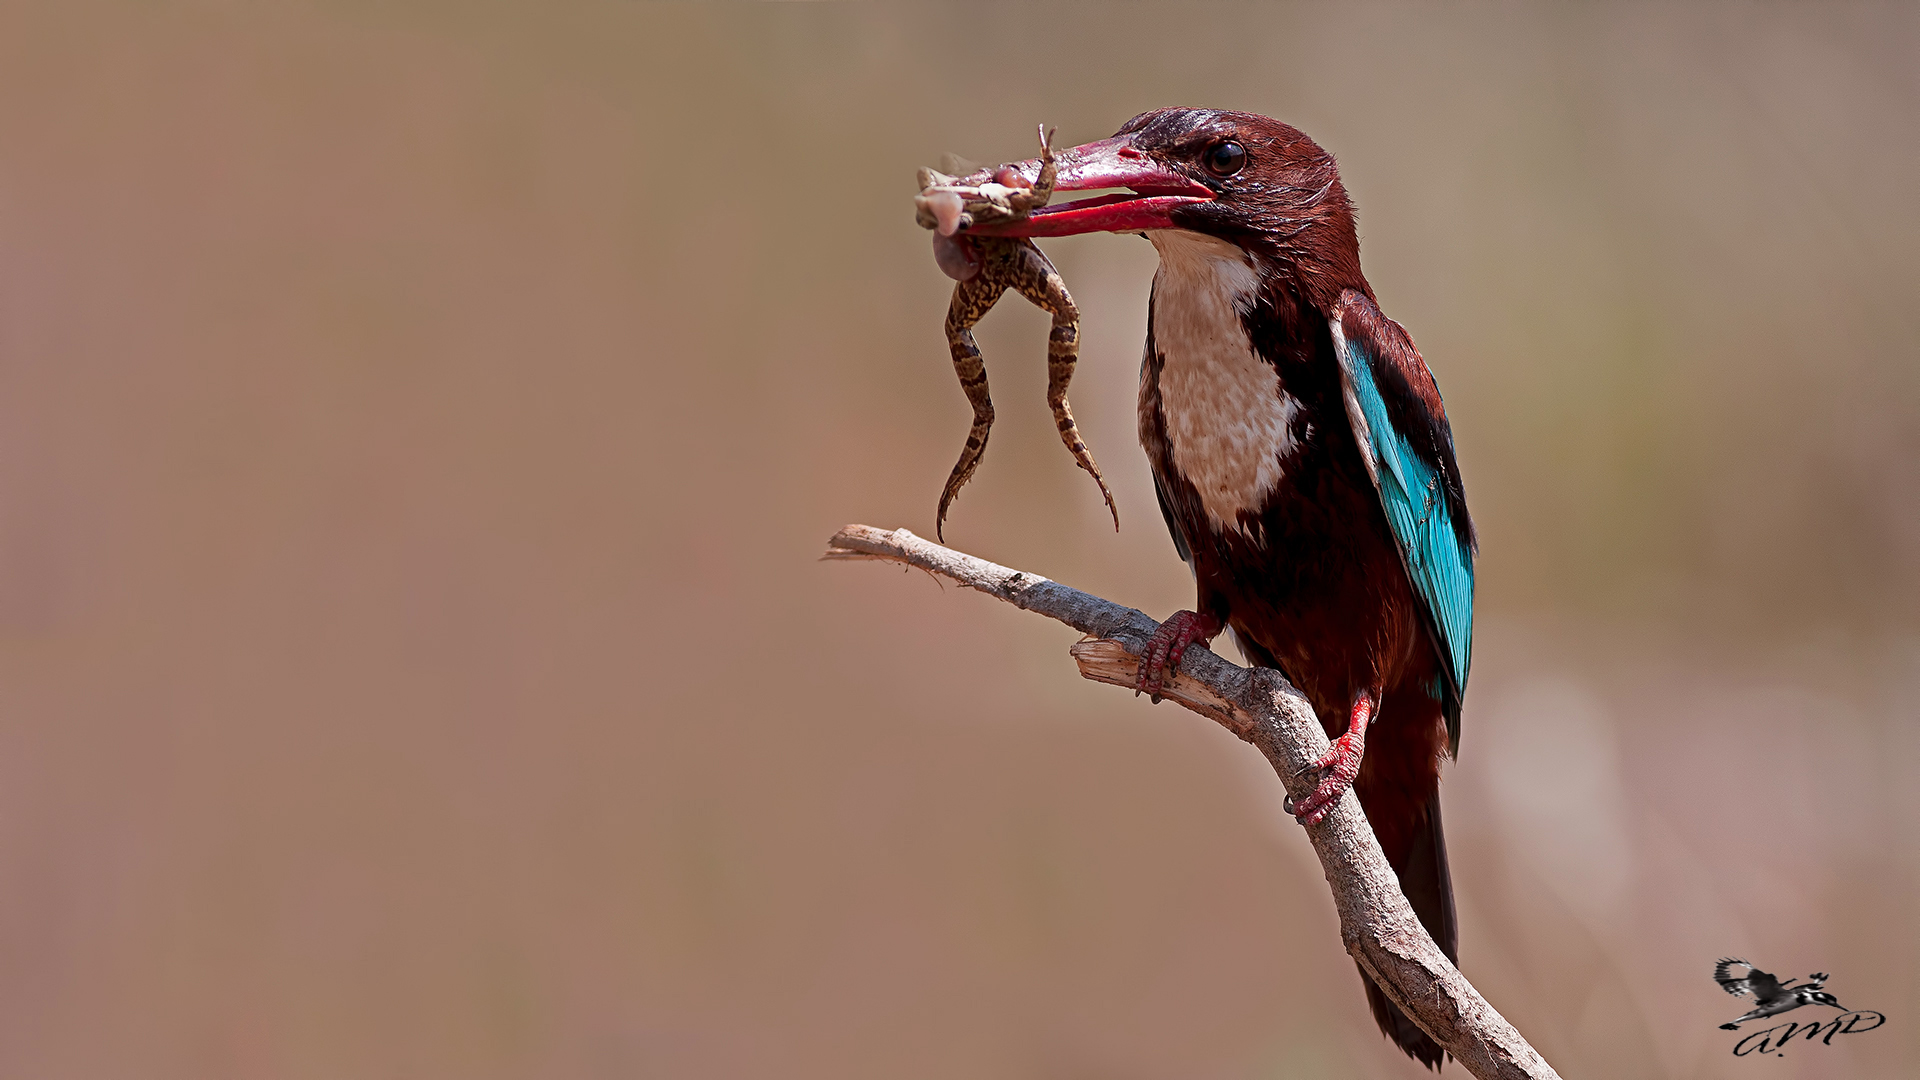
[1003,125,1058,215]
[1005,240,1118,530]
[936,268,1009,541]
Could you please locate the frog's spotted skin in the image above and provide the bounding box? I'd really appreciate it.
[920,129,1116,541]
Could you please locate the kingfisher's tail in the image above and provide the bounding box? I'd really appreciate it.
[1361,793,1456,1070]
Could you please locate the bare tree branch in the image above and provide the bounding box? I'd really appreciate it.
[824,524,1563,1080]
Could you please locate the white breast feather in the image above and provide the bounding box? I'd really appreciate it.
[1146,230,1301,536]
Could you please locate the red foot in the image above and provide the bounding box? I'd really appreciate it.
[1286,691,1377,825]
[1134,610,1223,702]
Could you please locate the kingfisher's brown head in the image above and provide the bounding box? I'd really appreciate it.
[967,107,1365,307]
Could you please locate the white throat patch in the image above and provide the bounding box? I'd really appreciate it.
[1144,230,1301,536]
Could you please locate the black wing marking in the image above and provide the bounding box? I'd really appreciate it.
[1715,958,1757,998]
[1153,470,1192,565]
[1716,958,1790,1002]
[1142,286,1192,568]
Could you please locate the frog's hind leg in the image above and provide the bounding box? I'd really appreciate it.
[1008,241,1118,530]
[937,274,1007,541]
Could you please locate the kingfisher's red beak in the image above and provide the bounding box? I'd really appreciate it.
[965,136,1214,237]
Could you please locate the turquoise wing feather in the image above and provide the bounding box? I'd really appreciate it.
[1332,296,1475,752]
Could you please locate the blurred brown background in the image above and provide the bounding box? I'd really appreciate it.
[0,2,1914,1077]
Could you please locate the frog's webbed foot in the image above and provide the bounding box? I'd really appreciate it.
[1006,240,1118,531]
[937,267,1009,541]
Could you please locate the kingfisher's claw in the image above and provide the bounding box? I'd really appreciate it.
[1288,693,1377,825]
[1133,609,1223,699]
[1290,732,1366,824]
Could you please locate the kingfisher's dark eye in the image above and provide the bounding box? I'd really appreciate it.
[1204,140,1246,177]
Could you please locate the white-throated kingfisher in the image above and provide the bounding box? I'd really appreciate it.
[966,108,1476,1068]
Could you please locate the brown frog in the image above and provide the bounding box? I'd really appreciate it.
[914,128,1116,541]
